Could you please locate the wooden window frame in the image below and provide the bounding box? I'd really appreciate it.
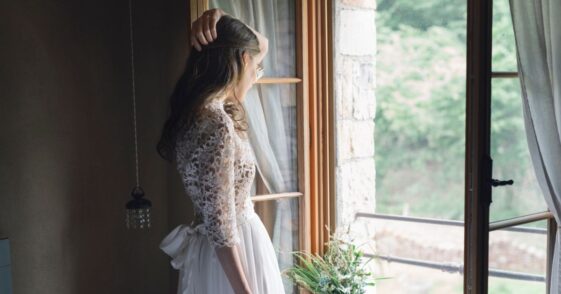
[466,0,556,292]
[188,0,336,257]
[464,0,493,292]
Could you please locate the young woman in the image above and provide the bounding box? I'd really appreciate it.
[157,8,286,294]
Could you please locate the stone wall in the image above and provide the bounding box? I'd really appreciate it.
[334,0,377,240]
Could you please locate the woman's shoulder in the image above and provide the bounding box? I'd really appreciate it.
[197,100,234,131]
[175,100,234,164]
[184,100,235,140]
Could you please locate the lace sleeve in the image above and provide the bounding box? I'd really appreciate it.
[192,112,240,248]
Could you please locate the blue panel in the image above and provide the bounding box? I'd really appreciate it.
[0,240,10,267]
[0,266,13,294]
[0,239,12,294]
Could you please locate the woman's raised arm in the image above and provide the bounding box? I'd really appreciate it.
[190,8,268,63]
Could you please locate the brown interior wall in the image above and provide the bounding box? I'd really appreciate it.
[0,0,194,293]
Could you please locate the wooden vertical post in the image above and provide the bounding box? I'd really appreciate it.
[464,0,493,292]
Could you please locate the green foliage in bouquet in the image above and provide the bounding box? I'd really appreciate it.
[283,233,386,294]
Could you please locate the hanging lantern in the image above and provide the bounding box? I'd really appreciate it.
[125,0,152,229]
[126,186,152,229]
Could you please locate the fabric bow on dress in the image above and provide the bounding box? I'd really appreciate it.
[160,223,209,293]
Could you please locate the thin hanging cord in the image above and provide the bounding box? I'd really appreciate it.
[128,0,140,188]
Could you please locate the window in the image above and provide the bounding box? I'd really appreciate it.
[487,0,550,292]
[359,0,555,293]
[465,0,555,293]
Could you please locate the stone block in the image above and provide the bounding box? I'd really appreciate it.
[358,62,375,89]
[336,57,355,119]
[339,10,376,56]
[348,158,376,203]
[350,120,375,158]
[354,87,376,120]
[336,120,352,162]
[341,0,377,9]
[336,158,376,227]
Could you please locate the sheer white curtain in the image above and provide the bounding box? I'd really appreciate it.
[210,1,298,292]
[509,0,561,292]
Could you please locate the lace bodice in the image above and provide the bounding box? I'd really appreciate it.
[175,99,257,248]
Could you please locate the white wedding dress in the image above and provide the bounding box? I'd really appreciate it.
[160,99,286,294]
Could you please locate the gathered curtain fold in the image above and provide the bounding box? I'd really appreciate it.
[509,0,561,292]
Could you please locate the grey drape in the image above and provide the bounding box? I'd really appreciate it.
[509,0,561,292]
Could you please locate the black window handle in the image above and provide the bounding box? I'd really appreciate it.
[491,179,514,187]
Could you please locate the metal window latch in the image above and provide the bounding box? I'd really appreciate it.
[490,179,514,187]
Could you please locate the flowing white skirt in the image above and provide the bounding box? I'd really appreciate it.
[160,211,286,294]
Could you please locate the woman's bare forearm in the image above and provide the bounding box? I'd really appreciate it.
[215,245,253,294]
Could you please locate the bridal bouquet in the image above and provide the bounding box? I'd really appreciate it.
[283,231,385,294]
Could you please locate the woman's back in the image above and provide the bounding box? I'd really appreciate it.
[175,99,257,248]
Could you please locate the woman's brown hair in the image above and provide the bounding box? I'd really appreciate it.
[157,15,261,162]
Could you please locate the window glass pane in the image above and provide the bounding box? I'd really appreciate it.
[209,0,296,77]
[488,221,547,293]
[489,277,546,294]
[368,218,464,293]
[244,84,298,195]
[492,0,518,72]
[254,197,299,293]
[490,78,546,222]
[246,84,298,195]
[376,0,466,220]
[375,263,464,293]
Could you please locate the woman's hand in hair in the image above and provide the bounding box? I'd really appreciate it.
[191,8,227,51]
